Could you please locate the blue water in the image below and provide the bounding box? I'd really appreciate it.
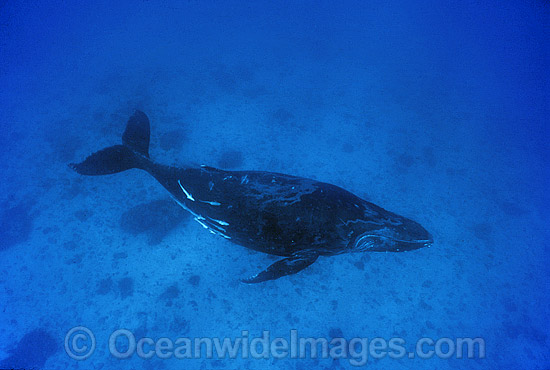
[1,1,548,369]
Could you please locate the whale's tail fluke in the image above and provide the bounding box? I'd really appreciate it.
[69,110,151,176]
[122,110,150,158]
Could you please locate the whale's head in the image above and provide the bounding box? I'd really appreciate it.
[345,203,433,253]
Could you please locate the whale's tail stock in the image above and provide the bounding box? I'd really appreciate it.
[69,110,151,176]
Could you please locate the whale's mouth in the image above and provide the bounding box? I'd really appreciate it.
[392,236,433,245]
[352,233,433,252]
[394,238,433,249]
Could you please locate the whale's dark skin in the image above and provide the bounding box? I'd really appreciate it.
[71,111,433,283]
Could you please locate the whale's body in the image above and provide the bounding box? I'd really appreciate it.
[71,111,432,283]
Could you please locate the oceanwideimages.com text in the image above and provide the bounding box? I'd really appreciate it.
[65,327,485,366]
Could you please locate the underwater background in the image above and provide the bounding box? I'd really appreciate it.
[0,0,548,369]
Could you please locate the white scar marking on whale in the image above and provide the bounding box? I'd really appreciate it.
[199,200,221,206]
[211,224,226,233]
[194,215,209,229]
[240,175,249,184]
[354,234,376,251]
[210,224,226,233]
[178,179,195,201]
[208,217,229,226]
[169,194,232,239]
[217,231,231,239]
[169,195,198,217]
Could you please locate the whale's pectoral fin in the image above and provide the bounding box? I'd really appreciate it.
[241,251,319,284]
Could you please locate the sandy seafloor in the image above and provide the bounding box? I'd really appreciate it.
[0,1,548,369]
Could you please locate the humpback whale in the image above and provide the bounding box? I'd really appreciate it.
[70,111,433,283]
